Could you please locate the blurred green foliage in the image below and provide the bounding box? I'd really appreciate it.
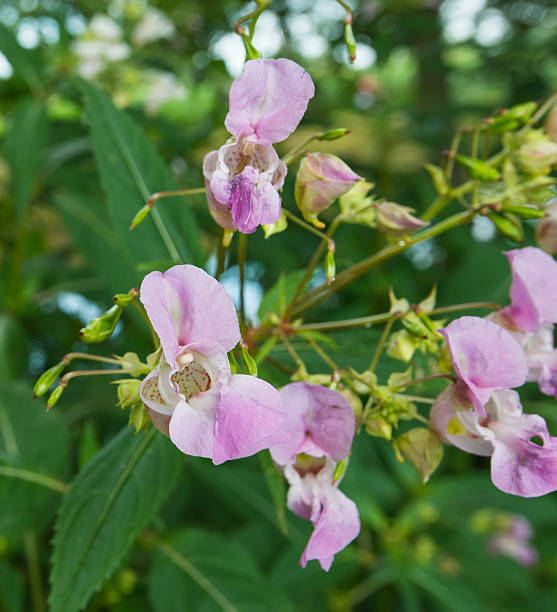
[1,0,557,610]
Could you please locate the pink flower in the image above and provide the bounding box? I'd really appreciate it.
[269,382,360,571]
[139,264,282,465]
[440,316,528,415]
[203,58,314,234]
[431,383,557,497]
[488,247,557,398]
[487,515,538,566]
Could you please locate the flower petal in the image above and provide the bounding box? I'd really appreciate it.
[140,264,241,366]
[505,247,557,332]
[440,316,528,412]
[299,485,360,571]
[225,58,314,143]
[212,374,283,465]
[168,392,218,459]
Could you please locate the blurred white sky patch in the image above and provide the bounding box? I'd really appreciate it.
[211,32,245,76]
[440,0,486,42]
[471,215,496,242]
[17,17,40,48]
[475,9,511,46]
[287,13,328,59]
[0,52,13,79]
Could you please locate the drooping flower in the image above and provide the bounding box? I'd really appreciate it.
[375,201,428,237]
[139,264,282,465]
[488,247,557,397]
[439,316,528,415]
[294,153,361,228]
[431,383,557,497]
[203,58,314,234]
[269,382,360,571]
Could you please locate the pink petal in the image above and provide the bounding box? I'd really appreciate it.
[203,150,235,231]
[168,392,218,459]
[225,58,314,143]
[440,317,528,412]
[299,485,360,571]
[140,368,173,416]
[140,265,241,366]
[506,247,557,332]
[212,374,283,465]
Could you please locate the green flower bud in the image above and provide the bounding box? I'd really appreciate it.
[241,346,258,377]
[128,402,150,433]
[488,213,524,243]
[500,204,544,219]
[318,128,350,141]
[113,291,137,307]
[47,384,65,411]
[33,361,65,398]
[366,414,392,440]
[455,155,501,181]
[325,250,336,284]
[344,22,356,62]
[333,457,349,482]
[489,102,537,132]
[115,378,142,408]
[516,129,557,175]
[387,330,420,362]
[129,204,151,230]
[393,427,444,483]
[424,163,450,195]
[79,304,122,343]
[338,180,376,227]
[115,352,151,377]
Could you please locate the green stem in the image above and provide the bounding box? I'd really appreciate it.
[369,315,396,372]
[277,331,307,373]
[238,233,247,324]
[292,209,478,317]
[132,298,159,347]
[146,188,206,209]
[283,209,336,251]
[395,394,435,405]
[24,531,46,612]
[391,373,456,392]
[235,0,270,40]
[0,466,69,493]
[63,352,121,366]
[302,334,338,371]
[281,132,323,165]
[60,368,127,386]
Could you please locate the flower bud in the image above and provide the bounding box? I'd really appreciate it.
[318,128,350,141]
[33,361,65,398]
[454,155,501,181]
[115,352,151,377]
[365,414,392,440]
[501,204,544,219]
[79,304,122,343]
[128,402,151,433]
[129,204,151,230]
[393,427,444,483]
[338,180,376,227]
[113,289,138,307]
[325,249,336,284]
[115,378,141,408]
[488,102,537,132]
[516,130,557,175]
[536,200,557,254]
[47,384,65,411]
[487,213,524,243]
[375,201,428,237]
[295,153,361,228]
[241,346,258,377]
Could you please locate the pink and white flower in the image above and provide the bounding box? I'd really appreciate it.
[489,247,557,397]
[203,58,314,234]
[139,264,282,465]
[431,383,557,497]
[269,382,360,571]
[439,316,528,415]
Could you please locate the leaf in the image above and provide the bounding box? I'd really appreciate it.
[4,99,47,219]
[258,451,287,535]
[149,528,295,612]
[79,80,203,268]
[0,561,24,612]
[49,427,182,612]
[0,382,70,544]
[258,270,307,320]
[0,23,43,94]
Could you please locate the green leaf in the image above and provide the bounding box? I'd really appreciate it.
[258,270,307,320]
[79,81,203,268]
[258,451,287,535]
[149,528,295,612]
[4,99,47,219]
[0,382,70,544]
[0,560,24,612]
[0,23,43,94]
[49,427,182,612]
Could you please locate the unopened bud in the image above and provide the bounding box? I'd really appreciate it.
[338,180,376,227]
[241,346,258,377]
[375,201,428,237]
[424,163,450,196]
[295,153,361,228]
[489,102,537,132]
[344,23,356,62]
[318,128,350,141]
[455,155,501,181]
[393,427,444,483]
[79,304,122,343]
[129,205,151,230]
[332,457,349,482]
[115,378,142,408]
[241,34,261,60]
[536,200,557,254]
[325,250,336,285]
[516,130,557,175]
[113,289,138,307]
[365,414,392,440]
[47,384,65,411]
[488,213,524,243]
[34,361,65,398]
[128,402,150,433]
[501,204,544,219]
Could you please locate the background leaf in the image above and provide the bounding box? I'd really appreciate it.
[49,427,182,612]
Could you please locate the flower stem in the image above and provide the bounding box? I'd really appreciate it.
[62,352,121,366]
[369,315,396,372]
[302,334,338,372]
[282,209,336,252]
[238,233,247,324]
[391,373,457,392]
[24,531,46,612]
[277,330,306,373]
[60,368,126,386]
[145,188,206,209]
[292,209,478,317]
[281,132,323,165]
[0,466,69,493]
